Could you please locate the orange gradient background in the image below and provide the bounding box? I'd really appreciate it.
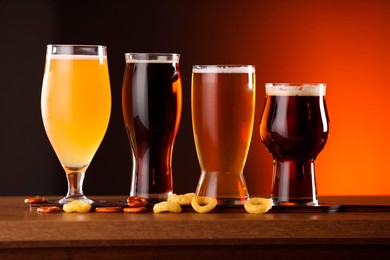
[239,0,390,196]
[2,0,389,196]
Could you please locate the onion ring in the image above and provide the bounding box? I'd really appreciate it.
[244,198,272,214]
[191,196,217,213]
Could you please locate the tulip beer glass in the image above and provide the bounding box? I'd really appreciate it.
[260,83,329,206]
[41,45,111,203]
[192,65,256,205]
[122,53,182,202]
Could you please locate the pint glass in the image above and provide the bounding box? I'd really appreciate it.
[192,65,256,205]
[260,83,329,206]
[122,53,182,202]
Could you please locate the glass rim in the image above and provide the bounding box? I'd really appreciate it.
[125,53,180,63]
[265,83,326,96]
[46,44,107,57]
[47,44,107,48]
[192,65,255,73]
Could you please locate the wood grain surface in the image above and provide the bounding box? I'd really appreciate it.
[0,196,389,259]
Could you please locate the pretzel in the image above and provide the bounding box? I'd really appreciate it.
[95,207,123,213]
[127,196,148,207]
[24,196,48,204]
[244,198,272,214]
[191,196,217,213]
[37,206,61,213]
[123,206,147,213]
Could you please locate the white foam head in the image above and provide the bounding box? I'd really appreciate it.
[125,53,180,64]
[265,83,326,96]
[193,65,255,74]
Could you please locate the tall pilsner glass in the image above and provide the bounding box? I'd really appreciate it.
[122,53,182,202]
[192,65,256,205]
[41,45,111,204]
[260,83,329,206]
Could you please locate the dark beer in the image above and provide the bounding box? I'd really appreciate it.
[260,84,329,205]
[122,53,181,201]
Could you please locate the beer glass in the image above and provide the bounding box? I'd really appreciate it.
[122,53,182,202]
[41,45,111,204]
[192,65,256,205]
[260,83,329,206]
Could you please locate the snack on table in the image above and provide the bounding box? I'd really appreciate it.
[127,196,148,207]
[191,196,217,214]
[24,196,48,204]
[95,206,123,213]
[244,197,272,214]
[37,206,61,213]
[153,201,182,214]
[63,200,92,213]
[168,193,195,206]
[123,206,147,213]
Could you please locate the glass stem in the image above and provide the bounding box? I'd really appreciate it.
[66,171,86,199]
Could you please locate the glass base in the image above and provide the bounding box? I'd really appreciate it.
[58,195,94,205]
[272,197,319,206]
[133,191,173,204]
[195,171,249,205]
[214,197,249,206]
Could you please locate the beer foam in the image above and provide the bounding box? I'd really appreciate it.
[47,54,106,60]
[192,65,255,74]
[125,59,177,64]
[265,83,326,96]
[125,53,180,64]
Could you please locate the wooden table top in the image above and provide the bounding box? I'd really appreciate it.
[1,196,389,259]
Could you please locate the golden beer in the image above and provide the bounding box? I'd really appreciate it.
[41,45,111,204]
[42,55,111,168]
[191,65,256,205]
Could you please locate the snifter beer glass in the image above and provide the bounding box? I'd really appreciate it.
[192,65,256,205]
[41,45,111,203]
[260,83,329,206]
[122,53,182,202]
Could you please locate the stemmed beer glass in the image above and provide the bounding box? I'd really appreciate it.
[260,83,329,206]
[41,45,111,204]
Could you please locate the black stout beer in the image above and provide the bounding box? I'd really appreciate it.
[260,83,329,206]
[122,53,182,202]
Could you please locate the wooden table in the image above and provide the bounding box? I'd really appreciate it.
[0,196,389,259]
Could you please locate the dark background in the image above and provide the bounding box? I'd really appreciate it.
[1,0,390,197]
[0,0,269,197]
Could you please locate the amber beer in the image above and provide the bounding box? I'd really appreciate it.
[122,53,181,202]
[192,65,256,205]
[260,83,329,206]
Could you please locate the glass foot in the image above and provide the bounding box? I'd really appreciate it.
[58,195,94,205]
[196,171,249,205]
